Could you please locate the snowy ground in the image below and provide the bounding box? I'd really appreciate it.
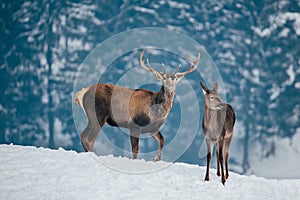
[250,132,300,179]
[1,145,299,200]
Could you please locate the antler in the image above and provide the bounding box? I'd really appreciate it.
[140,50,200,79]
[140,50,163,79]
[174,52,200,77]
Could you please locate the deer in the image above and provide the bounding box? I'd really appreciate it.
[74,50,200,161]
[200,82,235,185]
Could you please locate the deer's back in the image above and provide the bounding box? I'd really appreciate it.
[83,83,161,130]
[224,104,235,132]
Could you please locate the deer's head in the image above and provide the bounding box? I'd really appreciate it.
[140,50,200,95]
[200,82,224,110]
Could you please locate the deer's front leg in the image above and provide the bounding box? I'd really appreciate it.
[217,138,226,185]
[216,148,220,177]
[205,138,213,181]
[130,131,140,159]
[150,131,164,161]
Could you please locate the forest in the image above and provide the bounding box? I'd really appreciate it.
[1,0,299,178]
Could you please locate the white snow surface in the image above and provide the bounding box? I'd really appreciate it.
[1,145,300,200]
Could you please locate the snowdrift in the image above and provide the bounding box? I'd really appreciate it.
[0,145,299,200]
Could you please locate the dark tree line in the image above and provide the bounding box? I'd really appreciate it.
[1,0,299,174]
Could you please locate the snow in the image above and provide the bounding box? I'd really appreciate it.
[134,6,157,16]
[251,132,300,179]
[53,118,73,147]
[252,12,300,37]
[282,65,295,87]
[1,145,300,200]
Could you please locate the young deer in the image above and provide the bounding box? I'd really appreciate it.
[200,82,235,185]
[74,50,200,161]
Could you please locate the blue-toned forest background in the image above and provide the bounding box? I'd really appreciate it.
[1,0,299,178]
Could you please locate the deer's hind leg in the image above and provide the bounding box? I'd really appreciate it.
[224,136,232,179]
[80,105,105,152]
[80,119,103,152]
[150,131,164,161]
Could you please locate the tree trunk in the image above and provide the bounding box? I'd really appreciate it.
[243,123,250,173]
[46,1,55,149]
[0,114,5,144]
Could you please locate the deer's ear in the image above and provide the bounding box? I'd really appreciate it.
[201,88,207,95]
[175,75,184,83]
[200,82,209,94]
[213,82,218,91]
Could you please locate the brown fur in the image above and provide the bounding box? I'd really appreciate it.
[75,51,200,161]
[75,83,174,161]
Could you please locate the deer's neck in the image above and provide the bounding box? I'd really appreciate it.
[204,105,214,123]
[203,104,226,136]
[152,86,175,119]
[157,85,175,105]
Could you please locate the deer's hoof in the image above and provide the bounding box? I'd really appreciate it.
[153,153,162,161]
[81,141,90,152]
[222,177,226,185]
[153,156,160,162]
[204,176,209,182]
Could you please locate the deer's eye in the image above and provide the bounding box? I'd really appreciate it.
[210,96,214,100]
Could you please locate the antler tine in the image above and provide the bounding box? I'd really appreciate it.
[147,59,151,68]
[175,52,200,77]
[174,64,181,74]
[140,50,150,71]
[162,63,167,74]
[140,50,162,79]
[194,52,201,67]
[140,50,155,72]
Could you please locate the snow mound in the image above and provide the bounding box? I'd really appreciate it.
[0,145,299,200]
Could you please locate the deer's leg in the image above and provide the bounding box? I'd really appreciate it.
[80,129,89,152]
[150,131,164,161]
[205,138,213,181]
[130,131,140,159]
[216,146,220,177]
[217,137,226,185]
[224,137,232,179]
[80,120,103,152]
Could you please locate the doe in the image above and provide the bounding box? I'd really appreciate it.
[200,82,235,185]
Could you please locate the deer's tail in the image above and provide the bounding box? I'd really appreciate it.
[74,87,90,114]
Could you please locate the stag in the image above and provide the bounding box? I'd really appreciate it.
[74,50,200,161]
[200,82,235,185]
